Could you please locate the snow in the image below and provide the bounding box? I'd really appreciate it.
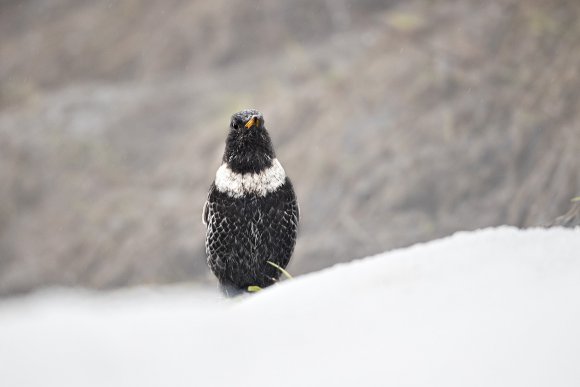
[1,227,579,387]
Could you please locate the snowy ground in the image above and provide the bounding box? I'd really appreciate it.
[1,227,579,387]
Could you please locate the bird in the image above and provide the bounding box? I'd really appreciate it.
[202,109,299,297]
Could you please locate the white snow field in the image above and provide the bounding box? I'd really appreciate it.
[1,227,579,387]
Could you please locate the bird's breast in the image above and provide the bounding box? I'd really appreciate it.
[214,159,286,198]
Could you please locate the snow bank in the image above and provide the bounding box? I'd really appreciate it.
[1,227,579,387]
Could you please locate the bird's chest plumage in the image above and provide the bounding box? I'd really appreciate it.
[204,178,299,288]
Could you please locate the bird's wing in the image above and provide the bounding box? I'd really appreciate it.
[202,183,216,226]
[297,202,301,223]
[202,200,209,226]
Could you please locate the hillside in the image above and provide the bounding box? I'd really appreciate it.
[0,0,579,295]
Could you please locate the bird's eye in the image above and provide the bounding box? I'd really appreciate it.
[231,121,239,129]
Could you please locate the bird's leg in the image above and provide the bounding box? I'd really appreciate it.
[219,282,246,298]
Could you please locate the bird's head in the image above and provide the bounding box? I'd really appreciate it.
[231,109,265,132]
[223,109,275,174]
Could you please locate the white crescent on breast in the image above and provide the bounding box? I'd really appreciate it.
[214,158,287,198]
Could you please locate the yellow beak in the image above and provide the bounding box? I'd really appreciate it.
[244,116,257,129]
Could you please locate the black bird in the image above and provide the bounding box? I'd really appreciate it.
[202,109,299,296]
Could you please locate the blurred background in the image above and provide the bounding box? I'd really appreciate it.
[0,0,579,297]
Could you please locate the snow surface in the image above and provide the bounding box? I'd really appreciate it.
[1,227,579,387]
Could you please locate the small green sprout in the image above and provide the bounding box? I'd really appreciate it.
[267,261,293,280]
[246,263,294,293]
